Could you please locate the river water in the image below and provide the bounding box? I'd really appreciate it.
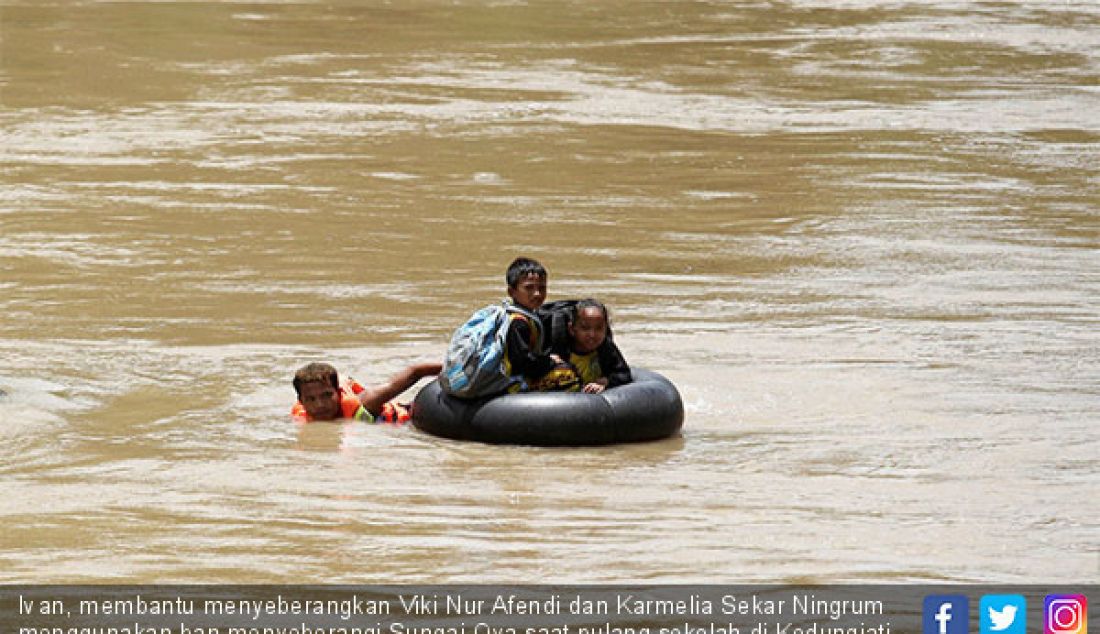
[0,1,1097,583]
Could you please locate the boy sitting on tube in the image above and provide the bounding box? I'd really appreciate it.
[501,257,563,393]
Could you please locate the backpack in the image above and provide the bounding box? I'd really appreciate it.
[440,301,541,399]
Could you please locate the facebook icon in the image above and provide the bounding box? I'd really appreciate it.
[924,596,970,634]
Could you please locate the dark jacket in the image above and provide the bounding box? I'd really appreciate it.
[505,309,556,382]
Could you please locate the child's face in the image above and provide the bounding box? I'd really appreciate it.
[568,306,608,354]
[508,273,547,311]
[298,381,342,421]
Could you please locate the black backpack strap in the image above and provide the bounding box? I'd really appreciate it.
[504,301,544,352]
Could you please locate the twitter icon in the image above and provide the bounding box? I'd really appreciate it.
[981,595,1027,634]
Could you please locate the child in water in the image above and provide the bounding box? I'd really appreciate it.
[547,299,631,394]
[291,361,441,423]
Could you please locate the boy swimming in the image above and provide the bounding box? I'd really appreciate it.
[291,360,441,422]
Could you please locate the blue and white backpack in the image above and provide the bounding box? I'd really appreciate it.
[440,301,541,399]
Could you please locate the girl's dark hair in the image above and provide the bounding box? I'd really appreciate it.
[506,257,547,288]
[293,362,339,397]
[571,298,609,323]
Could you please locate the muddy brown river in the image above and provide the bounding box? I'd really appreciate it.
[0,1,1097,582]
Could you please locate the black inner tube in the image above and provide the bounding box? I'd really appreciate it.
[411,368,683,446]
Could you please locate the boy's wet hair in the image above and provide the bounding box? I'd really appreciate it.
[571,298,609,324]
[506,257,547,288]
[293,362,340,397]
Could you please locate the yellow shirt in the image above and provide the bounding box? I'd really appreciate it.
[569,350,603,385]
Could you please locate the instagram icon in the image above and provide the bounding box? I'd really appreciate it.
[1045,595,1088,634]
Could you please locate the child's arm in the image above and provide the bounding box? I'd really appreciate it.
[358,361,442,416]
[506,319,561,380]
[598,339,632,388]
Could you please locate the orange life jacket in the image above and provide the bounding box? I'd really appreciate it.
[378,401,411,424]
[291,387,370,423]
[292,377,410,425]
